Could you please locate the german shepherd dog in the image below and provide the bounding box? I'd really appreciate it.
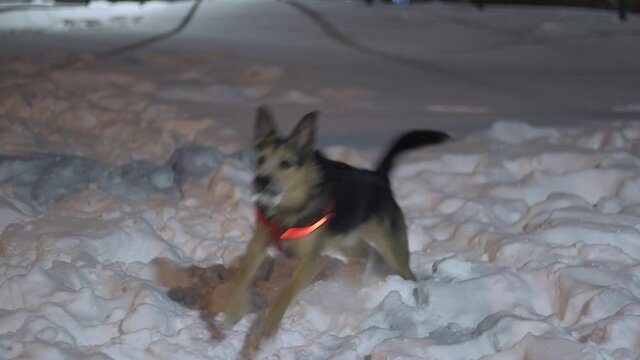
[223,106,450,355]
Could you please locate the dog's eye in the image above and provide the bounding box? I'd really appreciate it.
[279,160,294,169]
[256,155,266,167]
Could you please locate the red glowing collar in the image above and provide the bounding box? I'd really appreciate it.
[256,204,334,244]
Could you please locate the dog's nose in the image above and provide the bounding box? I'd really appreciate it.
[254,176,271,191]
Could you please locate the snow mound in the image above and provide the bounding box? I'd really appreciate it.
[5,116,640,359]
[0,144,233,207]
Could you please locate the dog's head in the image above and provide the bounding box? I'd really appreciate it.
[252,106,320,214]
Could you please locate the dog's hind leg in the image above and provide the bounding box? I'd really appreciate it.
[360,215,416,282]
[221,226,270,325]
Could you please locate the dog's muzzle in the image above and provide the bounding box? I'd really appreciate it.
[252,176,283,210]
[253,176,271,192]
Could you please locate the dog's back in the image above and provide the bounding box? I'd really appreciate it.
[318,130,451,236]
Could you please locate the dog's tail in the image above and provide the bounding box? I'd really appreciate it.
[375,130,451,179]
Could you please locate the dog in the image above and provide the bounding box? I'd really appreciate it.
[221,106,450,355]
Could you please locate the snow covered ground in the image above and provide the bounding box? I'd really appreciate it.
[1,0,640,359]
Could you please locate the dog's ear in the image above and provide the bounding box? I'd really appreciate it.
[255,106,277,146]
[288,111,317,153]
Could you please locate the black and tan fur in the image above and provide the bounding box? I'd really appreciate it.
[222,106,450,356]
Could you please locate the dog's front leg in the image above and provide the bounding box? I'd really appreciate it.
[258,255,320,340]
[221,225,270,325]
[257,234,323,340]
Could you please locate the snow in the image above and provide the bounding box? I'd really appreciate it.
[2,0,640,359]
